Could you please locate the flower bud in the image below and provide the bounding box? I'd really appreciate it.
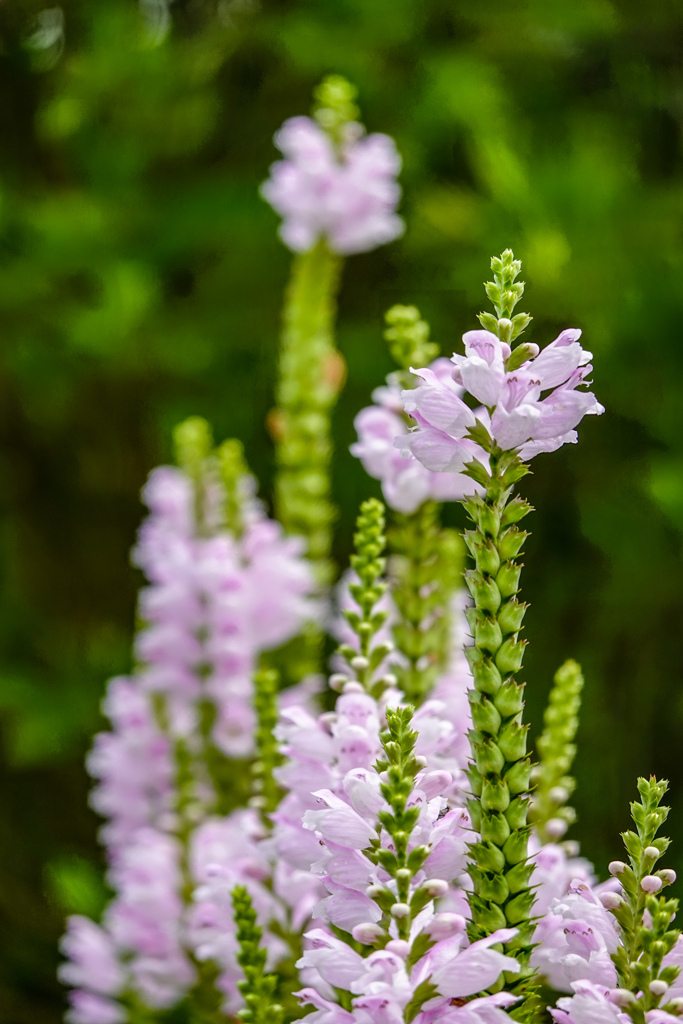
[649,980,669,997]
[641,875,663,894]
[329,673,349,691]
[609,989,636,1007]
[350,656,369,672]
[609,861,627,876]
[343,680,364,694]
[395,868,411,882]
[644,846,661,861]
[545,818,568,840]
[414,755,428,769]
[426,913,466,940]
[385,939,410,958]
[549,786,570,805]
[382,672,398,687]
[600,892,624,910]
[422,878,449,898]
[660,868,677,885]
[352,922,385,944]
[390,902,410,918]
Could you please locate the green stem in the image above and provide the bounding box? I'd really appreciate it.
[529,659,584,845]
[389,501,462,704]
[273,240,343,592]
[462,449,537,1018]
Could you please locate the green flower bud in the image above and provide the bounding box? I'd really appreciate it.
[505,795,530,830]
[473,538,501,576]
[505,889,536,925]
[467,766,483,797]
[469,693,502,735]
[481,811,511,846]
[505,861,535,894]
[475,737,506,775]
[469,841,506,874]
[500,499,533,528]
[481,778,511,813]
[503,829,530,865]
[498,720,528,761]
[506,343,539,373]
[476,504,501,539]
[497,599,527,636]
[473,869,509,904]
[475,614,504,654]
[495,563,522,601]
[495,637,526,674]
[471,894,508,932]
[466,649,503,696]
[494,679,526,718]
[498,529,527,561]
[466,571,502,615]
[504,758,533,796]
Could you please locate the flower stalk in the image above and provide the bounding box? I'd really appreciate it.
[530,658,584,844]
[462,445,537,1011]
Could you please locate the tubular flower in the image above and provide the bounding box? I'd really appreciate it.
[261,116,403,255]
[351,361,480,513]
[396,328,603,468]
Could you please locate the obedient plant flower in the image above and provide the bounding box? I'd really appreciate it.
[261,76,403,255]
[266,76,400,592]
[60,423,314,1022]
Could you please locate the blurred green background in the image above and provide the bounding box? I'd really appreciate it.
[1,0,683,1019]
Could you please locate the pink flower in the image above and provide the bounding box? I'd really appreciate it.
[65,991,126,1024]
[551,980,626,1024]
[414,928,520,998]
[351,363,479,513]
[532,882,619,992]
[261,116,403,255]
[59,917,125,996]
[399,328,603,467]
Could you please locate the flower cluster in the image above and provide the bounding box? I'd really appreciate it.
[351,359,480,513]
[261,113,403,255]
[60,453,315,1022]
[397,327,604,473]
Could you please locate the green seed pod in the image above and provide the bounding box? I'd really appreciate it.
[475,737,506,775]
[481,777,511,812]
[505,795,530,830]
[503,829,530,865]
[504,758,533,795]
[469,693,502,735]
[474,613,503,653]
[497,599,527,635]
[470,840,506,874]
[498,720,529,762]
[481,811,511,846]
[505,860,535,894]
[505,889,536,925]
[494,679,526,718]
[466,648,503,696]
[495,637,526,674]
[495,561,522,600]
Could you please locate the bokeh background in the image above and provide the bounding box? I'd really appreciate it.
[1,0,683,1019]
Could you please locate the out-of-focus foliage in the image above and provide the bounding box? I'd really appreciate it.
[1,0,683,1019]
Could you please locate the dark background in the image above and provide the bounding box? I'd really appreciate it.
[1,0,683,1019]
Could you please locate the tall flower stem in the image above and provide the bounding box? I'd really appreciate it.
[389,501,462,704]
[462,446,537,1015]
[273,239,343,592]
